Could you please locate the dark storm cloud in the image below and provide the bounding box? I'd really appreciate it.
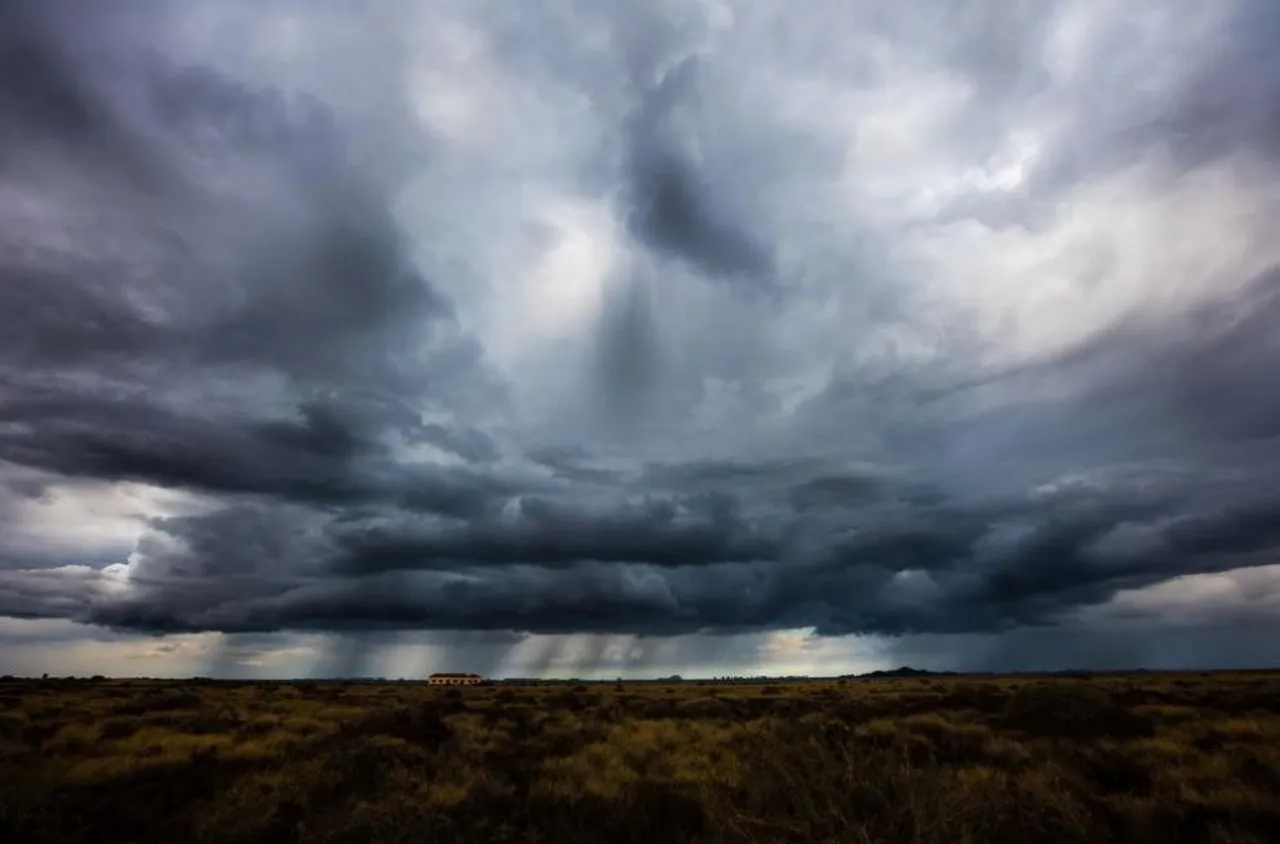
[524,446,623,485]
[0,60,449,384]
[3,0,1280,676]
[14,452,1270,639]
[0,389,515,519]
[332,491,775,573]
[640,457,833,489]
[413,424,500,464]
[623,55,774,284]
[0,2,510,521]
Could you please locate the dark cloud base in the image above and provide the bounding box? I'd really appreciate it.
[2,1,1280,673]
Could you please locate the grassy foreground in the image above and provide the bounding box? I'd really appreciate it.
[2,672,1279,843]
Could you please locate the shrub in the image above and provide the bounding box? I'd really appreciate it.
[941,682,1007,715]
[0,712,25,741]
[99,718,141,740]
[675,697,734,719]
[5,674,1280,844]
[115,689,202,716]
[345,704,453,748]
[1000,683,1154,740]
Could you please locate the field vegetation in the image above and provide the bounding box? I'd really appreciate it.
[2,671,1279,843]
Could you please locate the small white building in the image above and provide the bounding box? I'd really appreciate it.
[428,672,483,686]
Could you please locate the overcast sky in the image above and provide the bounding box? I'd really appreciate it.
[2,0,1279,679]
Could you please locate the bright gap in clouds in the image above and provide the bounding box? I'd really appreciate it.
[1,0,1280,678]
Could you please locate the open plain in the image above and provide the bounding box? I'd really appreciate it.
[2,672,1279,844]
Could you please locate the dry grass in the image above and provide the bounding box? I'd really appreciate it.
[2,672,1279,843]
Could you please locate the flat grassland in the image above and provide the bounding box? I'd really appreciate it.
[2,672,1279,844]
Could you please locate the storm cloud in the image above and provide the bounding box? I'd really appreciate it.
[2,0,1280,676]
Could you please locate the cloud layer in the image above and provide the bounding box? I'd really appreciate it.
[3,0,1280,674]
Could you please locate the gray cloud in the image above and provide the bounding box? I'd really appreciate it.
[2,0,1280,675]
[1,463,1262,642]
[624,55,774,283]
